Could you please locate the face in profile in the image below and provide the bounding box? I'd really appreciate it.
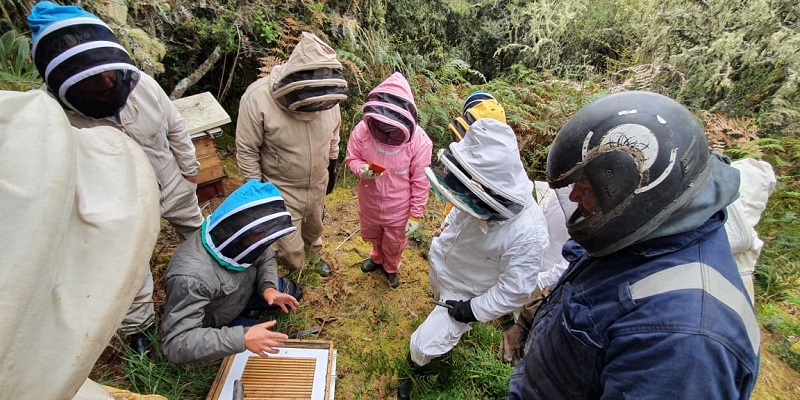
[569,180,597,217]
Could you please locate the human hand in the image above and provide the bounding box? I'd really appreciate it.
[244,320,288,357]
[263,287,299,313]
[445,299,477,323]
[405,216,421,237]
[359,164,382,179]
[184,175,198,184]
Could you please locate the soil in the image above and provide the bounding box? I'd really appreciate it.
[92,161,800,399]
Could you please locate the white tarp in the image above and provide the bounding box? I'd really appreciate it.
[0,90,160,399]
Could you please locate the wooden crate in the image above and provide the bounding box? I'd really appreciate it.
[196,178,225,203]
[193,135,226,185]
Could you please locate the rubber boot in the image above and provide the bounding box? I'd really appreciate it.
[316,258,332,277]
[384,270,400,289]
[362,258,381,273]
[129,332,151,355]
[398,353,418,399]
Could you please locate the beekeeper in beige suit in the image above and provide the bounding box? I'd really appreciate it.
[236,32,348,277]
[0,90,160,399]
[27,1,204,353]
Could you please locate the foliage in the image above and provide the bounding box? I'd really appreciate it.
[759,302,800,370]
[0,29,40,91]
[408,323,513,399]
[3,0,800,392]
[101,329,219,398]
[755,189,800,303]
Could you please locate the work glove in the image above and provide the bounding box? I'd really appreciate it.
[359,163,381,180]
[445,299,477,323]
[405,216,421,237]
[326,159,337,195]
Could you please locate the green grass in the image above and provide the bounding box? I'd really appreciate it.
[107,329,219,399]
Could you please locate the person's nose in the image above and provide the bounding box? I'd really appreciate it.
[99,71,116,88]
[568,184,583,203]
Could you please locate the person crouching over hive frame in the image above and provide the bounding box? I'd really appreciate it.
[345,72,433,288]
[397,118,549,399]
[160,180,303,364]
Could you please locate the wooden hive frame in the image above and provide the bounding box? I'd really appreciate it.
[207,339,335,400]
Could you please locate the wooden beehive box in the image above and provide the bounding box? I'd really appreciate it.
[207,340,337,400]
[172,92,231,202]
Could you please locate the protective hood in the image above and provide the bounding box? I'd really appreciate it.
[426,119,533,220]
[201,180,296,271]
[28,1,140,118]
[362,72,418,146]
[640,154,740,242]
[271,32,348,112]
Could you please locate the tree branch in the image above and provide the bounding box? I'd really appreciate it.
[169,45,222,100]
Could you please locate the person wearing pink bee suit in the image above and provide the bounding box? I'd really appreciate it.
[345,72,433,288]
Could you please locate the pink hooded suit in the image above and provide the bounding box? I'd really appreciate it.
[345,72,433,273]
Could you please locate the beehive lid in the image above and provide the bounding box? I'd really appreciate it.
[172,92,231,135]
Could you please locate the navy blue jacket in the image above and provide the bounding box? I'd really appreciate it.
[508,212,759,399]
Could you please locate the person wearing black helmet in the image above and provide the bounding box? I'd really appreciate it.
[236,32,348,278]
[508,91,759,399]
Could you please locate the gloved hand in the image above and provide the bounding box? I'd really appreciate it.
[445,299,477,323]
[326,159,337,195]
[405,216,421,237]
[359,163,382,179]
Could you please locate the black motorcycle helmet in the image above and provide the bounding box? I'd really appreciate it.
[546,91,713,256]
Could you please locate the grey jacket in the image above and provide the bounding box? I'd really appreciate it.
[160,231,279,364]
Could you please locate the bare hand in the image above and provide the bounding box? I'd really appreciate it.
[184,175,198,184]
[244,320,287,357]
[263,287,299,313]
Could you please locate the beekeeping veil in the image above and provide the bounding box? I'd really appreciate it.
[202,180,297,271]
[271,32,348,112]
[426,118,533,221]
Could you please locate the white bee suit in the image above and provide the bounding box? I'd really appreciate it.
[410,119,548,366]
[0,91,160,399]
[725,158,776,303]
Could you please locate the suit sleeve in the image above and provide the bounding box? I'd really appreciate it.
[470,234,545,322]
[155,77,199,177]
[328,105,341,160]
[345,122,369,178]
[160,275,245,364]
[235,91,266,181]
[254,249,279,296]
[408,129,433,218]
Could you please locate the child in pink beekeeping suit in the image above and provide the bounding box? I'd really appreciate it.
[345,72,433,288]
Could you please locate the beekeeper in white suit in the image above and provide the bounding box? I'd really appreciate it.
[397,118,549,399]
[0,90,160,399]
